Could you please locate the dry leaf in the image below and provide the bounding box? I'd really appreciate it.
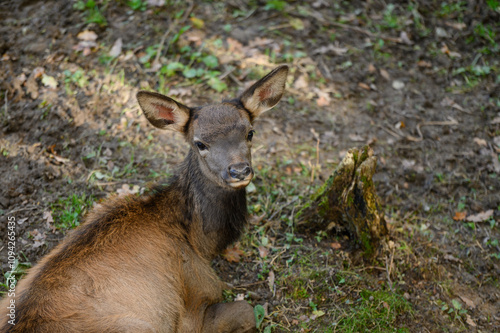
[358,82,371,90]
[473,138,487,147]
[312,43,348,56]
[77,30,98,41]
[147,0,165,6]
[32,67,45,79]
[380,69,390,80]
[459,295,475,309]
[317,95,330,106]
[368,63,376,73]
[399,31,412,44]
[392,80,405,90]
[223,244,244,263]
[330,242,342,249]
[440,43,461,58]
[289,18,305,30]
[349,134,365,142]
[258,246,269,258]
[445,21,466,31]
[417,60,432,68]
[293,75,309,90]
[41,74,58,89]
[466,210,493,222]
[444,254,462,263]
[109,38,123,58]
[465,314,476,327]
[268,270,275,292]
[189,17,205,29]
[453,211,466,221]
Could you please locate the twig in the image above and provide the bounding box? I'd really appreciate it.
[234,280,267,288]
[385,248,395,292]
[3,90,7,116]
[406,119,459,142]
[149,1,195,72]
[328,21,402,44]
[7,205,39,215]
[267,197,300,221]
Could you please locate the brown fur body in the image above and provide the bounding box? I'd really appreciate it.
[0,66,288,333]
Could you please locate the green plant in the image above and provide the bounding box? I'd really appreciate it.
[74,0,108,26]
[0,259,31,295]
[127,0,146,11]
[336,290,412,332]
[264,0,286,11]
[52,193,95,229]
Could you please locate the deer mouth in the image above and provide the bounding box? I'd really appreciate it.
[225,176,253,189]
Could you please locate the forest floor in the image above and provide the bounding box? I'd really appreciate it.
[0,1,499,332]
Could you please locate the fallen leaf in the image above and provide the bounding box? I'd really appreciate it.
[41,74,57,89]
[330,242,342,249]
[109,38,122,58]
[473,138,487,147]
[289,17,305,30]
[453,211,467,221]
[380,68,391,80]
[258,246,269,258]
[17,217,28,225]
[147,0,165,6]
[77,30,98,41]
[317,95,330,106]
[312,43,348,56]
[392,80,405,90]
[358,82,371,90]
[310,309,325,320]
[441,43,461,58]
[444,254,462,263]
[117,184,142,196]
[268,270,275,292]
[293,75,309,90]
[399,31,412,44]
[465,314,477,327]
[223,244,244,263]
[494,136,500,148]
[491,117,500,125]
[368,63,376,73]
[382,301,390,310]
[189,17,205,29]
[466,210,493,222]
[494,153,500,172]
[459,295,475,309]
[417,60,432,68]
[445,21,466,30]
[349,134,365,142]
[32,67,45,79]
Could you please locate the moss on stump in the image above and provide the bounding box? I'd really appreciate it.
[297,146,388,256]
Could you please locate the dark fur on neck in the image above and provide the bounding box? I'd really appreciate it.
[162,150,248,253]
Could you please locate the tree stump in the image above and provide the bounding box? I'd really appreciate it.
[297,146,388,256]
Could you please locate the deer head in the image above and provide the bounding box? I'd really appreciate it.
[137,65,288,190]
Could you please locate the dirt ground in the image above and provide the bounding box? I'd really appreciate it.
[1,0,499,332]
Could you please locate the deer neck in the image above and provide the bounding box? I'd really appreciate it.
[174,150,248,259]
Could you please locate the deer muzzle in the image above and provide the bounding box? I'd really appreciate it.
[226,162,253,188]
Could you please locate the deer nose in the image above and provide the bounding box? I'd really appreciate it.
[228,163,252,181]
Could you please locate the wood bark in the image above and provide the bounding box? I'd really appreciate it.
[297,146,388,255]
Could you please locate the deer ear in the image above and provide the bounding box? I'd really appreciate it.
[137,91,190,132]
[239,65,288,119]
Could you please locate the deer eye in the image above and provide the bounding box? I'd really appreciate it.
[195,141,208,151]
[247,130,255,142]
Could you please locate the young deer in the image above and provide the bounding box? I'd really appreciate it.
[0,65,288,332]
